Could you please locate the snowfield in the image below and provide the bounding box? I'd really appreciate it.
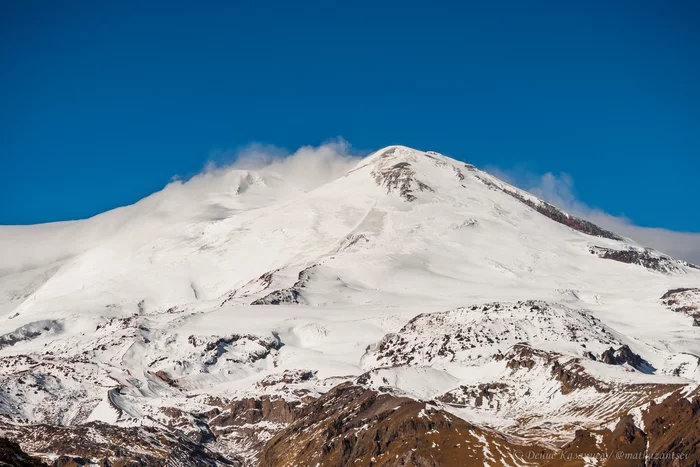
[1,145,698,463]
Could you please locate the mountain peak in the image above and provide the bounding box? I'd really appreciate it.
[360,145,450,167]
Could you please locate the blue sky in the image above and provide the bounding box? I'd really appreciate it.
[2,0,699,231]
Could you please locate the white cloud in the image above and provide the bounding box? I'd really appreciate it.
[488,167,700,265]
[0,140,366,275]
[203,138,363,192]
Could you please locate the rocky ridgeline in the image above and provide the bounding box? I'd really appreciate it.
[4,383,698,467]
[1,372,697,466]
[367,301,619,367]
[475,174,622,241]
[0,320,62,351]
[597,345,655,373]
[259,383,558,467]
[0,420,242,466]
[220,269,278,306]
[250,265,317,305]
[589,246,694,274]
[260,382,700,467]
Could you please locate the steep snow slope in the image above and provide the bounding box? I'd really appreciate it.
[1,146,698,464]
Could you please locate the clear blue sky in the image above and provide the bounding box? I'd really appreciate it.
[2,0,699,230]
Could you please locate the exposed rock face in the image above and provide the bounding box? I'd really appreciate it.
[0,421,242,466]
[154,369,177,387]
[372,161,434,202]
[364,147,435,202]
[661,288,700,326]
[255,369,317,389]
[0,320,62,351]
[0,437,46,466]
[159,406,216,444]
[607,415,648,467]
[475,174,622,240]
[599,345,655,373]
[555,417,650,467]
[259,383,555,467]
[187,333,282,367]
[550,359,613,395]
[436,383,511,410]
[552,388,700,467]
[250,265,317,305]
[205,397,300,460]
[221,269,278,306]
[369,301,618,367]
[250,288,303,305]
[2,381,698,466]
[211,398,298,428]
[589,246,691,274]
[643,390,700,467]
[258,383,699,467]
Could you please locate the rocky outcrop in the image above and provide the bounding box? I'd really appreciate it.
[549,389,700,467]
[0,437,47,466]
[369,301,618,367]
[661,288,700,326]
[495,342,556,370]
[551,359,613,395]
[220,269,278,306]
[3,381,696,466]
[371,161,434,202]
[259,383,556,467]
[0,320,62,351]
[0,421,241,466]
[209,397,298,429]
[599,345,655,373]
[255,369,316,389]
[187,333,282,366]
[643,389,700,466]
[589,246,690,274]
[200,396,301,462]
[250,265,317,305]
[436,383,511,410]
[249,288,303,305]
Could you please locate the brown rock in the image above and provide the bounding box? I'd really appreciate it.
[259,383,557,466]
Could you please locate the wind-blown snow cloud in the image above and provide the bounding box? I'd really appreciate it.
[488,167,700,265]
[0,140,365,275]
[204,138,364,191]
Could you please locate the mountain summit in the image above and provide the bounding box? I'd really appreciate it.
[1,146,699,465]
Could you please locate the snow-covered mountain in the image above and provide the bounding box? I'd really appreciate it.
[1,146,699,466]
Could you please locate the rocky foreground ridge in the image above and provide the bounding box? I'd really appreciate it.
[2,378,699,466]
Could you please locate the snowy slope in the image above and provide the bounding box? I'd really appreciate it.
[1,145,699,462]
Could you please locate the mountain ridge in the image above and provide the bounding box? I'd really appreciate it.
[1,145,699,465]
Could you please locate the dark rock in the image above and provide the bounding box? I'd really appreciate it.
[258,384,556,467]
[599,345,655,373]
[589,246,688,274]
[0,437,47,466]
[475,175,622,240]
[661,288,700,326]
[250,265,317,305]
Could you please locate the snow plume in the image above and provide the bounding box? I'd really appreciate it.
[488,167,700,265]
[0,140,365,275]
[203,138,364,191]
